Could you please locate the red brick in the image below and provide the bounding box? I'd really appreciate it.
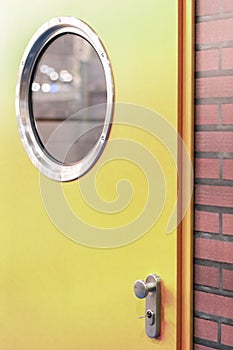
[196,50,219,71]
[196,76,233,98]
[195,264,219,287]
[195,238,233,264]
[196,19,233,44]
[222,104,233,124]
[194,317,218,341]
[222,324,233,346]
[195,132,233,152]
[195,210,219,233]
[194,346,216,350]
[195,158,219,179]
[222,47,233,69]
[223,0,233,13]
[196,0,220,16]
[222,214,233,235]
[195,185,233,207]
[223,159,233,180]
[222,269,233,291]
[195,105,219,125]
[195,290,233,319]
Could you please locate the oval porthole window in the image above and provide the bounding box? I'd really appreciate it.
[16,17,114,181]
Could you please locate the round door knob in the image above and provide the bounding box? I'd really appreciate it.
[134,280,156,299]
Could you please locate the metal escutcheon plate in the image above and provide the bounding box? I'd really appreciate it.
[145,274,161,338]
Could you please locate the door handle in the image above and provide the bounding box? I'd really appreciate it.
[134,274,161,338]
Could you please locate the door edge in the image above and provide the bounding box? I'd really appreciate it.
[177,1,195,349]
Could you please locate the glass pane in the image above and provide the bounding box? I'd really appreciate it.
[31,33,107,164]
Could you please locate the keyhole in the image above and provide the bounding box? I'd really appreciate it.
[146,310,153,318]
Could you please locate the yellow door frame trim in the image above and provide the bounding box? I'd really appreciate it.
[178,0,194,349]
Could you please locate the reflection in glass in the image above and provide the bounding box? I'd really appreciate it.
[31,34,107,164]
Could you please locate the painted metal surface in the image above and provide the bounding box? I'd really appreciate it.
[0,0,193,349]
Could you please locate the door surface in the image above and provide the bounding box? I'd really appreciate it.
[0,1,192,349]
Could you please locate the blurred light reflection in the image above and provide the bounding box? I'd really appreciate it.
[41,83,50,93]
[31,82,40,92]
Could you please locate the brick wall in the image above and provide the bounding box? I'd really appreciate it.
[195,1,233,349]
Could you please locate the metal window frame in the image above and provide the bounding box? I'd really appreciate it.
[15,16,115,182]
